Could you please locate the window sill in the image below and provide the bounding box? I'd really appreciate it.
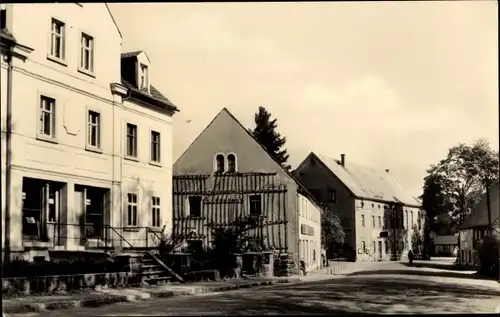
[123,227,140,232]
[149,161,162,168]
[78,67,96,78]
[85,146,103,154]
[47,55,68,67]
[36,134,58,144]
[124,156,139,162]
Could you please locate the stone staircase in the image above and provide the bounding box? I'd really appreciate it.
[139,251,185,286]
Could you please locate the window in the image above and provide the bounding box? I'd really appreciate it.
[362,241,366,253]
[372,215,376,227]
[361,214,365,227]
[188,196,202,217]
[87,110,100,148]
[328,189,336,203]
[385,241,389,253]
[139,64,148,90]
[127,193,138,226]
[39,95,56,138]
[405,210,409,229]
[371,204,374,208]
[126,123,137,157]
[378,204,380,209]
[410,211,414,228]
[372,241,376,254]
[80,33,94,73]
[50,18,65,61]
[151,196,161,227]
[215,154,224,173]
[227,154,236,173]
[151,131,161,163]
[313,249,316,261]
[378,216,382,228]
[249,195,262,216]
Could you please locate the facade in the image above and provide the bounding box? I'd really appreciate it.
[459,181,499,268]
[1,4,178,261]
[431,233,458,256]
[294,152,422,262]
[297,193,322,271]
[172,108,322,271]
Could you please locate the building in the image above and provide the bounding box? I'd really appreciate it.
[1,3,178,261]
[172,108,322,272]
[459,181,499,268]
[431,233,458,257]
[294,152,422,262]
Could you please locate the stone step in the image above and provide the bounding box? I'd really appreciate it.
[143,276,172,285]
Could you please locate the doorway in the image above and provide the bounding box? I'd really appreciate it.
[22,177,63,244]
[74,185,110,247]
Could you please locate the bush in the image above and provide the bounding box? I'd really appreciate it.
[2,258,123,278]
[477,235,500,277]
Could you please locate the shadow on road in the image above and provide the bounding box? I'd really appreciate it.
[347,266,497,282]
[405,261,468,271]
[197,275,500,315]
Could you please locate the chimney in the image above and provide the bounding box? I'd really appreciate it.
[385,169,390,173]
[340,154,345,167]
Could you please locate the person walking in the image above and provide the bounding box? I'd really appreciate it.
[408,249,414,266]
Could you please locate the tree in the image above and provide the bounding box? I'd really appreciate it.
[250,106,291,170]
[321,209,345,257]
[411,225,423,254]
[421,139,499,230]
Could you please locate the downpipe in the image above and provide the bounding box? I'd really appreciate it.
[3,47,13,262]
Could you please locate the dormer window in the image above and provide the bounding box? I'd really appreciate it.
[139,63,148,91]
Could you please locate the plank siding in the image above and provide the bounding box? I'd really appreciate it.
[173,173,289,251]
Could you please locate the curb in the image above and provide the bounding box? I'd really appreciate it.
[2,279,295,314]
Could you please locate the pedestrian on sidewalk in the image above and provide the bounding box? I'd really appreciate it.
[300,259,307,276]
[408,249,414,266]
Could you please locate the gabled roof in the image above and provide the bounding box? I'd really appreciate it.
[105,3,123,40]
[121,78,179,112]
[300,152,421,207]
[121,50,151,63]
[460,181,500,230]
[177,108,326,212]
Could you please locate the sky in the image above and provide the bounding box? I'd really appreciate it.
[109,1,498,197]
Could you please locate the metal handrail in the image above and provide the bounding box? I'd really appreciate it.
[109,225,134,249]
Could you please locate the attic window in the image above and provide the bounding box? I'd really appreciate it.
[139,63,148,90]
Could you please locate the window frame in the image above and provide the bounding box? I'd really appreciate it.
[151,196,161,227]
[37,94,57,143]
[214,153,225,174]
[78,32,95,76]
[249,194,263,216]
[86,109,101,152]
[150,130,161,165]
[139,63,149,90]
[227,152,237,173]
[125,123,138,159]
[48,18,66,64]
[126,192,138,227]
[187,195,202,217]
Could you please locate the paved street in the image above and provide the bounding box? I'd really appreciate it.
[7,261,500,316]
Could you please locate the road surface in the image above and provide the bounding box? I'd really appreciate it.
[7,261,500,315]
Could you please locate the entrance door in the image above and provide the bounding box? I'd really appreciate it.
[378,241,383,260]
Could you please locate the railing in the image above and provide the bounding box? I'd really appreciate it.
[24,223,168,251]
